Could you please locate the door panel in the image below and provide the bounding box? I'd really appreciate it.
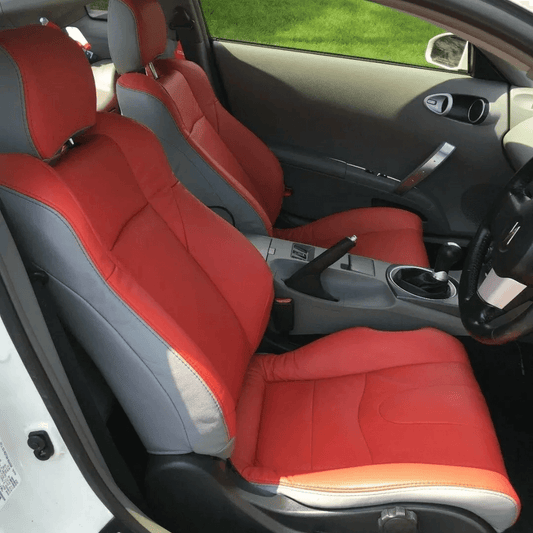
[213,40,513,236]
[270,144,450,233]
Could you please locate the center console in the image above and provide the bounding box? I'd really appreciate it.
[248,235,466,336]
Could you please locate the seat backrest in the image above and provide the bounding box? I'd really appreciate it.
[0,25,274,458]
[107,0,285,237]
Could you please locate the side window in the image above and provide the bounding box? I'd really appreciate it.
[202,0,447,69]
[87,1,109,18]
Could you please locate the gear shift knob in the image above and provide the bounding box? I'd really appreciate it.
[434,242,462,281]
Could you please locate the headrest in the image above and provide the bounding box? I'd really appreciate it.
[0,25,96,160]
[108,0,167,75]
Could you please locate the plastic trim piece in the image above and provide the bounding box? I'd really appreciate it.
[477,268,527,309]
[144,453,502,533]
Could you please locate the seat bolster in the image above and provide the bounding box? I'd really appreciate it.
[155,58,219,125]
[215,103,284,225]
[257,328,470,382]
[117,76,272,236]
[257,464,519,532]
[166,59,285,224]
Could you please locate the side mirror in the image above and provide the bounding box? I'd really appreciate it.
[425,33,469,71]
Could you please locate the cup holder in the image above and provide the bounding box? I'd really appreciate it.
[388,266,457,300]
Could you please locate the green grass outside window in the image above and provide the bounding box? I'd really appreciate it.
[201,0,445,68]
[89,1,109,10]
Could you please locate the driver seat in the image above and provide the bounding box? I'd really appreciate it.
[106,0,429,267]
[0,25,519,532]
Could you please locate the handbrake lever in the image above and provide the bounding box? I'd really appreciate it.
[285,236,357,301]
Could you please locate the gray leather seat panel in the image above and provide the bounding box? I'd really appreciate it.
[117,84,270,235]
[0,186,234,458]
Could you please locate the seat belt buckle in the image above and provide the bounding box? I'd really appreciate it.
[272,297,294,333]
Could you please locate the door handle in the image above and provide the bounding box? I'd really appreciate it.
[395,142,456,195]
[424,93,453,116]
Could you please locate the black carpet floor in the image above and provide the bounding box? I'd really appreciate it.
[461,337,533,533]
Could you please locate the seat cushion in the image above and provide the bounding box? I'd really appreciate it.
[274,207,429,267]
[233,328,519,531]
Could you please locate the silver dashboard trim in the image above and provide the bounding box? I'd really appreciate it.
[477,268,527,309]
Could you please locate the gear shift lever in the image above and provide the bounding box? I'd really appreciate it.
[393,242,462,299]
[433,242,462,281]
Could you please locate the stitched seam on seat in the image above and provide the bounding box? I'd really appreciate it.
[376,385,489,429]
[250,480,519,519]
[311,380,315,471]
[115,84,272,234]
[254,376,269,468]
[89,129,193,254]
[0,185,231,442]
[91,129,192,253]
[188,114,204,137]
[260,361,471,385]
[213,101,220,132]
[0,45,39,157]
[274,484,520,521]
[358,373,373,464]
[276,479,518,496]
[168,181,190,251]
[47,271,192,451]
[110,201,149,250]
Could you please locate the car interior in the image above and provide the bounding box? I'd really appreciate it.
[1,0,533,532]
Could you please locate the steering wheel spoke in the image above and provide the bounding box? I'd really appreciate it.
[477,269,527,309]
[459,161,533,344]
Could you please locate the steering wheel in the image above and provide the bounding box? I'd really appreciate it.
[459,158,533,345]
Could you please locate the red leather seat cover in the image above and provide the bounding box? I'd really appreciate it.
[234,328,511,490]
[274,207,429,266]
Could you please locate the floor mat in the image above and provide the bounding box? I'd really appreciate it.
[461,337,533,533]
